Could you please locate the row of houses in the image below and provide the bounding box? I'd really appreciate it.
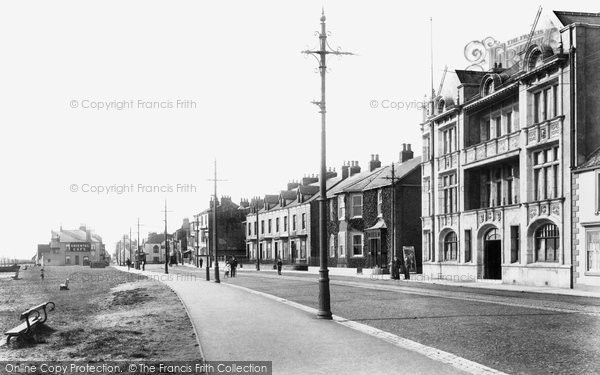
[245,147,422,272]
[115,196,250,266]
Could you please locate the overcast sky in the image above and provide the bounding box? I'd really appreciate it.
[0,0,597,259]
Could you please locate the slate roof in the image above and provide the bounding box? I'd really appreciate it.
[554,11,600,26]
[56,229,102,243]
[455,70,487,86]
[362,157,422,191]
[327,168,384,197]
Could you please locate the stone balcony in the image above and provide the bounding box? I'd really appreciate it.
[463,131,520,165]
[525,116,563,147]
[437,151,459,173]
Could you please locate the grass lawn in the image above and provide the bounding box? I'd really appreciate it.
[0,265,201,361]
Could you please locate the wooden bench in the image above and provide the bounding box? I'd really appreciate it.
[59,279,69,290]
[4,302,55,343]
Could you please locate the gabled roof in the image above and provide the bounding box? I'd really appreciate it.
[362,157,422,191]
[554,11,600,26]
[264,195,279,204]
[298,185,319,196]
[280,190,297,201]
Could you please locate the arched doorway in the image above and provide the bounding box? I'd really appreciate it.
[484,228,502,279]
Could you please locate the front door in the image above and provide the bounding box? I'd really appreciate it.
[75,255,80,265]
[484,240,502,279]
[370,238,380,268]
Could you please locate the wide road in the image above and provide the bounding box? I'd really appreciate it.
[148,264,600,374]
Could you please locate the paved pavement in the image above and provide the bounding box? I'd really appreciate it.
[115,265,501,375]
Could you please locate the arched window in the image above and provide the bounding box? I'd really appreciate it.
[153,245,159,253]
[444,231,458,261]
[485,228,501,241]
[535,224,559,262]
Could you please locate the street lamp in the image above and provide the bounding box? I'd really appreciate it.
[194,215,200,268]
[255,199,261,271]
[302,10,354,319]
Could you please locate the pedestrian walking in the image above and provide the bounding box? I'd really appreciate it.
[276,258,283,275]
[40,268,45,280]
[199,258,203,268]
[126,258,131,271]
[142,259,145,271]
[224,262,231,278]
[400,261,410,280]
[231,256,238,277]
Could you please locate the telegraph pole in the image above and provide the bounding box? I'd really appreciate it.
[136,218,145,269]
[383,163,399,274]
[302,9,354,320]
[129,227,132,267]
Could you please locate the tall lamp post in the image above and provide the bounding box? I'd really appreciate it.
[194,214,200,268]
[208,160,225,283]
[302,10,354,319]
[255,198,261,271]
[163,200,172,274]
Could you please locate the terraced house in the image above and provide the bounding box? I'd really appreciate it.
[421,11,600,288]
[327,150,422,272]
[245,172,340,266]
[245,152,423,273]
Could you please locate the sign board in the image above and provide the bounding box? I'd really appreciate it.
[66,243,91,252]
[402,246,417,273]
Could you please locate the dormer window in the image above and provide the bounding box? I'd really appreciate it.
[484,80,494,96]
[437,99,445,114]
[528,49,543,70]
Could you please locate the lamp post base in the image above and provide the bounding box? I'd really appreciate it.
[317,269,332,320]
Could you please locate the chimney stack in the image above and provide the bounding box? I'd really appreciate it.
[287,180,300,191]
[326,167,337,180]
[350,161,361,176]
[341,162,350,180]
[369,154,382,172]
[400,143,414,162]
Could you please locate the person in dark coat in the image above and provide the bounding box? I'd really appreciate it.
[231,257,238,277]
[276,258,283,275]
[391,257,400,280]
[199,258,203,268]
[400,261,410,280]
[126,258,131,271]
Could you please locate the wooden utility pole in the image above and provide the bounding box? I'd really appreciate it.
[383,163,400,274]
